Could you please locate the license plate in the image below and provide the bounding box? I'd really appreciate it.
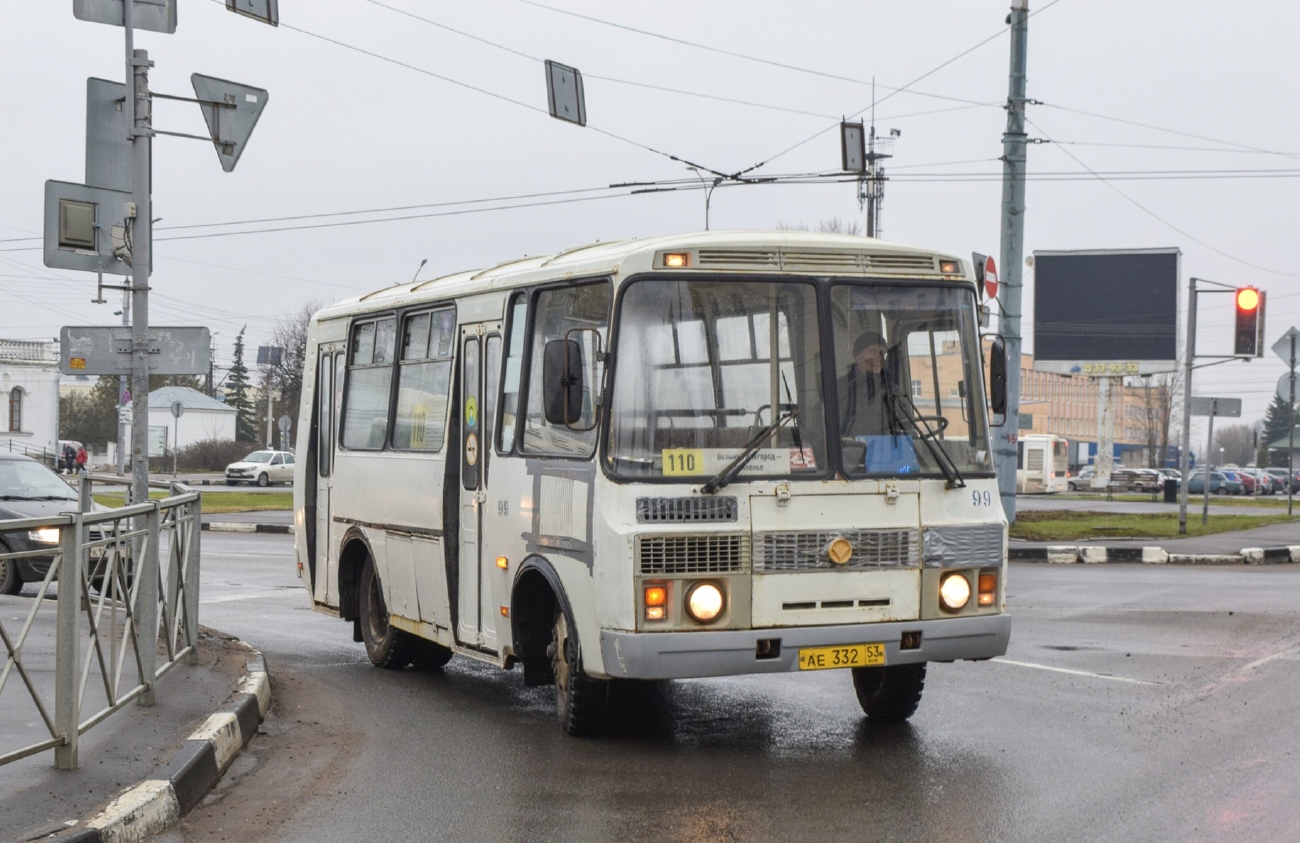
[798,643,885,671]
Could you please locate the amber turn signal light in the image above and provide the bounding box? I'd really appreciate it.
[978,571,998,606]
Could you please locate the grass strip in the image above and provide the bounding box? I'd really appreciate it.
[1009,510,1300,542]
[93,491,293,514]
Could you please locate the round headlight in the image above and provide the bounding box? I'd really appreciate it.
[685,582,725,623]
[938,572,972,612]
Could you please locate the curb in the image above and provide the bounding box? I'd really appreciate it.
[201,522,294,535]
[1009,544,1300,565]
[48,649,272,843]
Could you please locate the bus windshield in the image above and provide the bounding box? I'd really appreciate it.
[606,277,993,481]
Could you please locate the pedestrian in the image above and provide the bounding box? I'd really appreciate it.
[75,445,88,476]
[63,444,76,475]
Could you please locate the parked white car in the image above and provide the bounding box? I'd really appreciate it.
[225,450,295,487]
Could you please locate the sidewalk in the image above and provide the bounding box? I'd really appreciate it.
[0,623,268,843]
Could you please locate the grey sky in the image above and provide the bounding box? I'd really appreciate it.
[3,1,1297,438]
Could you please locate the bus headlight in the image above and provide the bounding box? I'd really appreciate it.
[28,527,60,544]
[685,582,725,623]
[938,572,972,612]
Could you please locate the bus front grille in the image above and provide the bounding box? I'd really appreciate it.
[753,529,919,571]
[636,496,738,523]
[637,534,749,575]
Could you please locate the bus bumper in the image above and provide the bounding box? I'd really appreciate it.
[598,614,1011,680]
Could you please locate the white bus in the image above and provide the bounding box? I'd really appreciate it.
[1016,433,1068,494]
[294,230,1011,735]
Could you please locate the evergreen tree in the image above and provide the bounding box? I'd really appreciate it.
[1261,393,1297,466]
[226,327,256,442]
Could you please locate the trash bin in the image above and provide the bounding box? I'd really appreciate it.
[1163,478,1179,503]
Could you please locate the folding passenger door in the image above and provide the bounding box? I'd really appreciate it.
[457,322,503,651]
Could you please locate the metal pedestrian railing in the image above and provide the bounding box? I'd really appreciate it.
[0,474,201,770]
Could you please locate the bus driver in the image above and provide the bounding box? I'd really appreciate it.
[840,331,896,438]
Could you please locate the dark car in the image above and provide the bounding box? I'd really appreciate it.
[1265,468,1300,493]
[0,453,120,595]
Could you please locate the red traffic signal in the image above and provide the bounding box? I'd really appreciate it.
[1234,286,1264,356]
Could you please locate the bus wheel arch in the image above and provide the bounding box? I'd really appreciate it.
[337,529,373,627]
[511,558,610,735]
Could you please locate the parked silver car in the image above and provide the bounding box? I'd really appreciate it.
[224,450,296,487]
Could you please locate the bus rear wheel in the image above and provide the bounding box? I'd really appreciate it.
[359,556,415,669]
[549,610,608,736]
[410,638,454,670]
[852,662,926,723]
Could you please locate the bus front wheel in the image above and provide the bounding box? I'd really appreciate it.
[359,556,415,669]
[549,610,608,736]
[852,662,926,723]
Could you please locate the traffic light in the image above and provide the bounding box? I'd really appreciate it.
[1234,287,1265,356]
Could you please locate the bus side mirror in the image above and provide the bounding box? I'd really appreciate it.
[543,338,585,425]
[988,336,1008,418]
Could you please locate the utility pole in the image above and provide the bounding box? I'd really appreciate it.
[126,6,153,509]
[994,0,1030,522]
[117,287,130,476]
[863,124,890,237]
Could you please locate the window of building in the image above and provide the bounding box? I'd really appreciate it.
[8,387,22,432]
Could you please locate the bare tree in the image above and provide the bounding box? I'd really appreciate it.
[1214,423,1255,467]
[262,300,324,449]
[1134,371,1181,467]
[817,217,863,236]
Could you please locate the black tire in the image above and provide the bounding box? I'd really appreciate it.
[359,555,416,669]
[256,473,270,488]
[410,638,454,670]
[550,609,608,736]
[0,552,22,596]
[852,662,927,723]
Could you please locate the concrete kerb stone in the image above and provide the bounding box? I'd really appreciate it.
[49,646,273,843]
[1010,545,1296,565]
[201,522,294,535]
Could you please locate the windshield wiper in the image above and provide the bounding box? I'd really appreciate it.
[885,387,966,489]
[701,404,797,494]
[0,494,78,501]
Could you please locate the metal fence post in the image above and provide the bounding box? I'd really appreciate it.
[54,513,82,770]
[185,496,200,664]
[78,474,93,513]
[138,504,160,707]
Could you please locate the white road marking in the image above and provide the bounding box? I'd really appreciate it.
[1241,644,1300,672]
[991,657,1160,685]
[202,591,299,604]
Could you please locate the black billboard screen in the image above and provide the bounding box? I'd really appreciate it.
[1032,249,1179,364]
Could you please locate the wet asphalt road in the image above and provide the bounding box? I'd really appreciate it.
[165,533,1300,843]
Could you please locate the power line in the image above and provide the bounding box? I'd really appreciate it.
[1026,117,1300,280]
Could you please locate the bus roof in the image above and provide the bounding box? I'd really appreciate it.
[315,229,969,321]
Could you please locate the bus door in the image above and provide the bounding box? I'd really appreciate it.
[457,323,502,651]
[313,343,345,604]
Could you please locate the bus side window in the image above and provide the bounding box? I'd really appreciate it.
[392,307,455,451]
[522,282,612,458]
[317,353,332,477]
[498,293,526,453]
[342,316,397,450]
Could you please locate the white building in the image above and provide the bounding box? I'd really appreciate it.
[148,386,237,450]
[0,340,60,462]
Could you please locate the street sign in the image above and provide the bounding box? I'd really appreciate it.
[86,79,132,193]
[74,0,177,34]
[191,74,269,173]
[840,122,865,173]
[149,426,169,457]
[1190,397,1242,417]
[544,60,586,126]
[1271,327,1300,365]
[257,345,283,366]
[43,180,133,276]
[226,0,278,25]
[60,326,211,375]
[277,414,292,433]
[171,401,185,418]
[1274,374,1294,405]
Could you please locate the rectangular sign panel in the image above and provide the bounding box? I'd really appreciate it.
[74,0,177,34]
[60,326,211,375]
[1190,397,1242,417]
[1032,249,1180,375]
